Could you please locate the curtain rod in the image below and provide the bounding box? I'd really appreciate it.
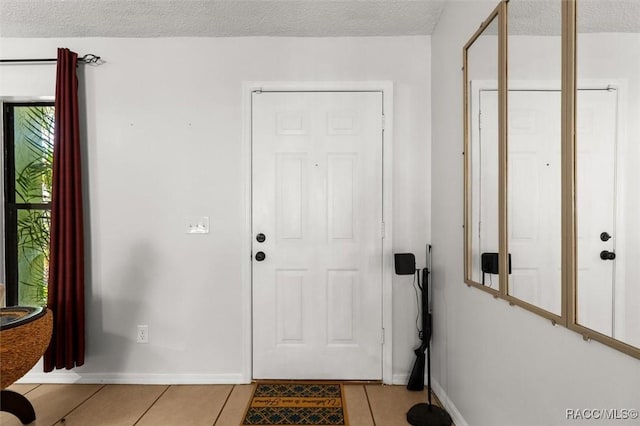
[0,54,102,65]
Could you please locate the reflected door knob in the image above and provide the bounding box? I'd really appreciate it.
[255,251,266,262]
[600,232,612,242]
[600,250,616,260]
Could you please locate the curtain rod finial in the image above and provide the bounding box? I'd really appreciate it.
[79,54,103,65]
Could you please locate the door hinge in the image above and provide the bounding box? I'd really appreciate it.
[381,221,386,238]
[381,114,386,130]
[381,328,385,345]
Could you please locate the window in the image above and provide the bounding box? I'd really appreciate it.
[3,103,54,307]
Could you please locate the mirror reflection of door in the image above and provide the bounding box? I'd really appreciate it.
[478,88,618,320]
[464,0,640,357]
[505,0,563,317]
[466,15,499,288]
[478,88,562,314]
[472,86,499,289]
[506,90,562,315]
[576,0,640,349]
[576,89,618,337]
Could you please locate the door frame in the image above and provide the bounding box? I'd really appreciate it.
[240,81,394,384]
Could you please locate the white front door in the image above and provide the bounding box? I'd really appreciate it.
[251,91,384,380]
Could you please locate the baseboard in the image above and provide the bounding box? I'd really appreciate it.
[392,374,467,426]
[431,378,468,426]
[17,372,249,385]
[392,373,409,386]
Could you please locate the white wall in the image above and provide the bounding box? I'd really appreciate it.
[0,36,431,383]
[432,2,640,426]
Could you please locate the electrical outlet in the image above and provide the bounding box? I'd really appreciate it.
[137,325,149,343]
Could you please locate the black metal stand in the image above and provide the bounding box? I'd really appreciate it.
[406,343,453,426]
[407,403,453,426]
[406,247,453,426]
[1,389,36,424]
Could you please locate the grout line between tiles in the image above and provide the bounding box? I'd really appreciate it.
[132,384,171,426]
[212,384,236,426]
[23,384,42,395]
[363,385,377,426]
[56,384,107,426]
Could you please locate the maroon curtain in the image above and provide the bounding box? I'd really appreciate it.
[44,48,85,371]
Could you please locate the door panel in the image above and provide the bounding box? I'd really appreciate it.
[328,154,357,240]
[252,91,383,380]
[327,270,358,344]
[276,270,306,343]
[276,154,305,239]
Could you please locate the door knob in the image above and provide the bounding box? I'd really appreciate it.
[256,233,266,243]
[600,232,612,242]
[255,251,266,262]
[600,250,616,260]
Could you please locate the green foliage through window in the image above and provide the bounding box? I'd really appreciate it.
[4,104,54,307]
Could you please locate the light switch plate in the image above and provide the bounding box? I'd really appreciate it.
[185,216,210,234]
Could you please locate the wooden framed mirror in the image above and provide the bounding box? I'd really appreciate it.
[503,0,563,319]
[570,0,640,358]
[463,3,504,295]
[463,0,640,360]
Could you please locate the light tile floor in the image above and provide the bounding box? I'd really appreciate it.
[0,383,448,426]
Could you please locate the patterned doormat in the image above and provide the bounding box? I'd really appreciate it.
[242,382,349,425]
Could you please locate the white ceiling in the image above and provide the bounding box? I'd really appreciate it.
[508,0,640,35]
[0,0,448,38]
[1,0,638,39]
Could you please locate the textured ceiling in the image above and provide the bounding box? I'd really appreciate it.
[0,0,447,38]
[508,0,640,35]
[577,0,640,33]
[1,0,637,39]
